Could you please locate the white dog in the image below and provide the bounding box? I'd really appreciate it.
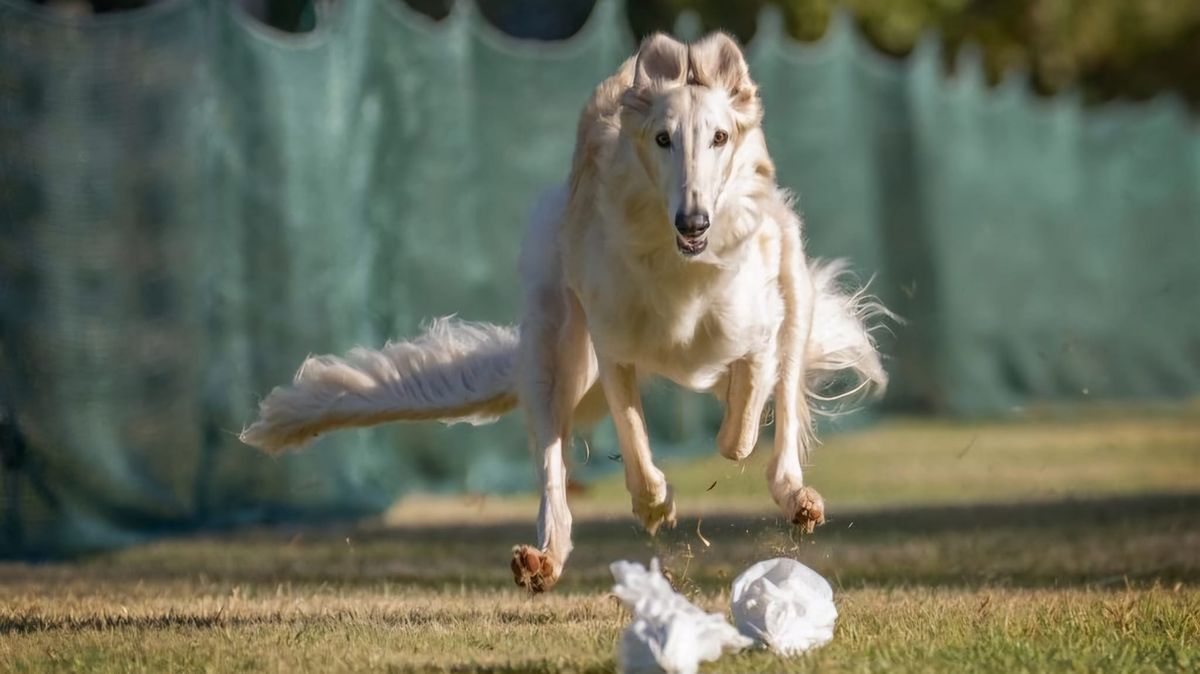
[241,32,890,593]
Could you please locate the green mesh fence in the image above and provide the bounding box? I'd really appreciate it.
[1,0,1197,557]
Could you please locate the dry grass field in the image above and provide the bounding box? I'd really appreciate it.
[2,413,1199,672]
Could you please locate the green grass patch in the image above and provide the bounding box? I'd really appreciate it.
[1,414,1197,672]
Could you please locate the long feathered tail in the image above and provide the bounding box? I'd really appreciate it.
[804,259,895,410]
[239,318,520,453]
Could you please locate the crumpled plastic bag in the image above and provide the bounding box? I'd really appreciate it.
[611,559,752,674]
[730,557,838,655]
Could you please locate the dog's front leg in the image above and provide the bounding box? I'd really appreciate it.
[767,226,826,534]
[767,351,825,534]
[511,291,596,593]
[716,356,777,462]
[598,360,676,534]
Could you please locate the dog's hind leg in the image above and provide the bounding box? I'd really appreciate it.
[767,226,826,534]
[716,355,777,462]
[598,361,676,535]
[511,290,596,593]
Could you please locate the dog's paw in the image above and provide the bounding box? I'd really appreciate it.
[632,484,677,536]
[789,485,826,534]
[510,545,559,593]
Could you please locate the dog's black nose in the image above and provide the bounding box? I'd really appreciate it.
[674,211,710,236]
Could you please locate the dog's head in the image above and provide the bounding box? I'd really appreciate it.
[620,32,771,260]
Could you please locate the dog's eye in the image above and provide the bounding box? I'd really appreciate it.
[655,131,671,148]
[713,130,729,147]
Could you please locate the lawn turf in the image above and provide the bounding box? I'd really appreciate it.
[2,414,1198,672]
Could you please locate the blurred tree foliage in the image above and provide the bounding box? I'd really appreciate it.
[626,0,1200,107]
[410,0,1200,109]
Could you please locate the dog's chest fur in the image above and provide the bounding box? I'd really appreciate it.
[578,234,783,391]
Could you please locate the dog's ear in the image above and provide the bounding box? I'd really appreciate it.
[688,32,762,128]
[622,33,688,113]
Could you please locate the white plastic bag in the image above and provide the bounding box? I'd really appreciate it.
[611,559,752,674]
[730,557,838,655]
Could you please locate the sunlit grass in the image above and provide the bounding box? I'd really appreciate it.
[1,413,1197,672]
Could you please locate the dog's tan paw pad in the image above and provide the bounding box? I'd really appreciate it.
[790,486,826,534]
[510,545,559,593]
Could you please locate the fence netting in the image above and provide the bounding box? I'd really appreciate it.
[1,0,1196,556]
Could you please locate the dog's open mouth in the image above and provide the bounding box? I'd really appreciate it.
[675,234,708,256]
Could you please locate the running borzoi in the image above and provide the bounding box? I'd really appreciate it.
[240,32,890,593]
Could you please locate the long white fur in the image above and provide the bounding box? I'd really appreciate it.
[238,259,886,454]
[239,318,518,453]
[806,259,892,406]
[240,32,892,592]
